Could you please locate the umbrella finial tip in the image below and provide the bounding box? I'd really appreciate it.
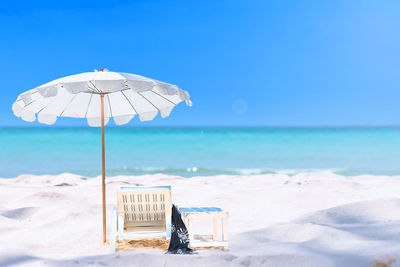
[96,68,108,72]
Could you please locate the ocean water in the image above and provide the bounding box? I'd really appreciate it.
[1,127,400,178]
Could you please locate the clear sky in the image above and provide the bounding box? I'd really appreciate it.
[1,0,399,127]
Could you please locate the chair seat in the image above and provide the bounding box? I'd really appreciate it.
[121,230,168,239]
[125,225,165,232]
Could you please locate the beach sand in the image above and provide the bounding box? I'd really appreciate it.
[0,172,400,266]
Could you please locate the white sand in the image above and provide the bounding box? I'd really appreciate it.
[1,172,400,266]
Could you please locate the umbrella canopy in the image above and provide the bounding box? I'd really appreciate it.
[11,69,192,243]
[12,69,192,126]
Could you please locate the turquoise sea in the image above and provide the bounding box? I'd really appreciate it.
[1,127,400,178]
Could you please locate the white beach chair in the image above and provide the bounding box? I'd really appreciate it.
[110,186,172,253]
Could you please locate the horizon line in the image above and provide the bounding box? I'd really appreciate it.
[2,125,400,129]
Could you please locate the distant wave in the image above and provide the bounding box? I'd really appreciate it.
[5,167,396,179]
[2,165,386,179]
[104,166,349,177]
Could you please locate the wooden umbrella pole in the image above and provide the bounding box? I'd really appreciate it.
[101,94,106,243]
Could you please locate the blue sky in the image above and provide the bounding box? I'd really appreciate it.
[1,0,399,127]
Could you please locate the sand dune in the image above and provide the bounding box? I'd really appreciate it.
[0,172,399,266]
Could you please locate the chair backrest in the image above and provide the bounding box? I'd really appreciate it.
[117,186,172,231]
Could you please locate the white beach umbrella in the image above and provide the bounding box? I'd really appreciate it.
[12,69,192,243]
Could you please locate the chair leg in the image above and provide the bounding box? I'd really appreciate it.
[222,217,228,243]
[118,214,124,241]
[110,208,118,253]
[213,217,218,241]
[188,217,194,242]
[166,213,172,239]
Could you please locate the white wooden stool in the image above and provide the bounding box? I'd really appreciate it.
[179,207,228,249]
